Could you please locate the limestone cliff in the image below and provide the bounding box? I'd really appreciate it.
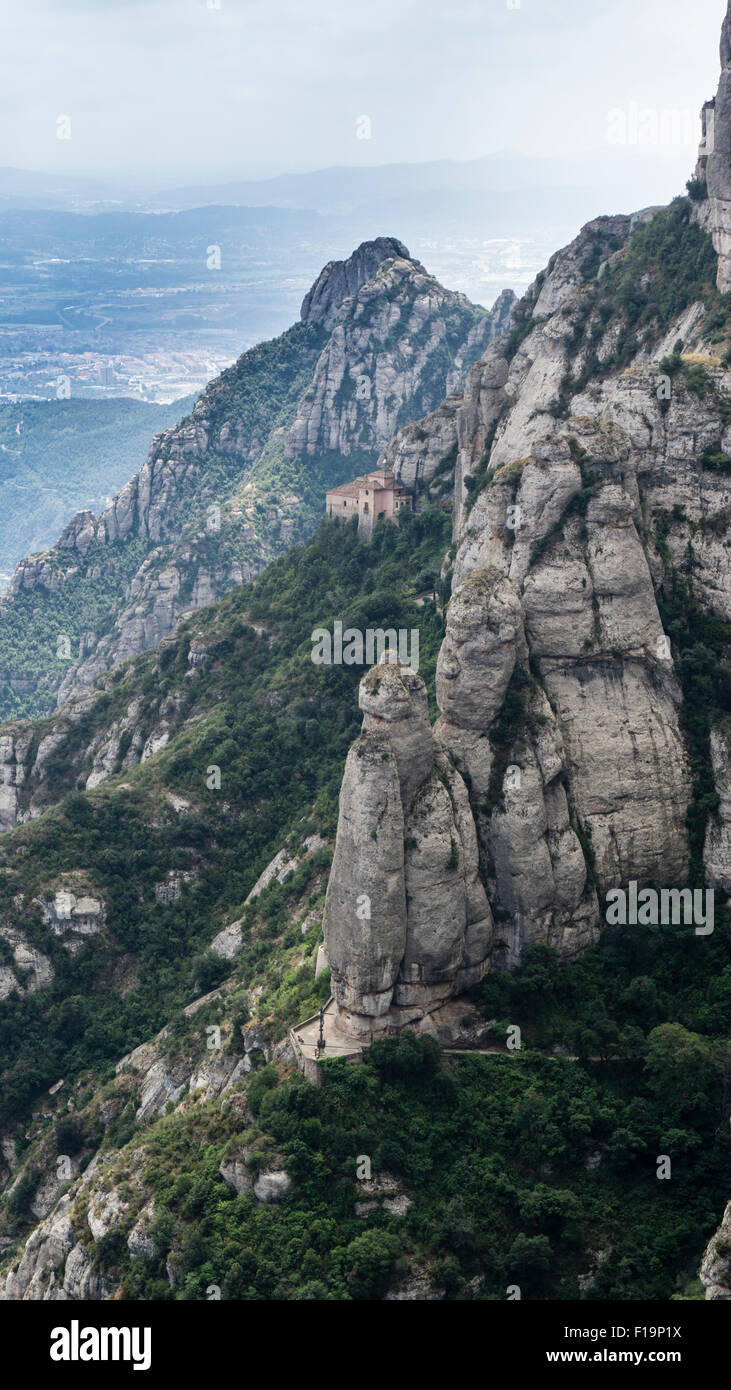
[700,1200,731,1300]
[705,721,731,893]
[322,662,492,1034]
[0,997,287,1300]
[376,286,516,494]
[285,250,501,461]
[1,6,731,1309]
[299,236,411,330]
[321,42,730,1035]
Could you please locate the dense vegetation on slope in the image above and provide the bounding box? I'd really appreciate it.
[0,249,492,724]
[139,1003,728,1302]
[0,511,449,1128]
[6,917,728,1301]
[0,501,727,1300]
[0,537,151,720]
[0,323,329,722]
[551,198,729,414]
[0,205,729,1303]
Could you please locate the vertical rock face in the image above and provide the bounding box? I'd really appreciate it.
[375,288,516,496]
[376,394,462,492]
[436,568,524,732]
[700,1201,731,1299]
[0,731,31,832]
[697,1,731,290]
[400,750,492,1005]
[285,249,494,461]
[324,65,731,1027]
[300,237,412,330]
[322,662,493,1033]
[485,287,517,341]
[434,569,600,969]
[435,363,696,950]
[323,729,407,1020]
[705,723,731,893]
[359,664,435,811]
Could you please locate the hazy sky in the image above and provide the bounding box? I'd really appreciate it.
[0,0,726,187]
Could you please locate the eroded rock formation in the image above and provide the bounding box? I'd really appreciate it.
[322,15,731,1035]
[0,238,497,717]
[323,661,493,1034]
[700,1200,731,1299]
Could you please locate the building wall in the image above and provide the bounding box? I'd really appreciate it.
[326,474,412,540]
[326,493,358,518]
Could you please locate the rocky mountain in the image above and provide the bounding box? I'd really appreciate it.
[0,8,730,1307]
[292,10,731,1284]
[0,238,508,723]
[320,192,731,1037]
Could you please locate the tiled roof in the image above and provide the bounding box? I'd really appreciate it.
[327,479,363,498]
[327,468,407,500]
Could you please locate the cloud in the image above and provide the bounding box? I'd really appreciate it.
[0,0,725,187]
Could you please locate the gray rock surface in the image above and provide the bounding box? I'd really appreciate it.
[0,238,489,717]
[285,251,491,461]
[323,162,730,1024]
[219,1153,254,1195]
[700,1200,731,1299]
[323,663,493,1029]
[696,2,731,290]
[300,237,412,330]
[253,1171,291,1204]
[436,568,524,730]
[323,726,407,1020]
[0,928,54,1001]
[0,1189,114,1302]
[705,723,731,892]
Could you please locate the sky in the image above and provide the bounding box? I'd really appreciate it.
[0,0,726,192]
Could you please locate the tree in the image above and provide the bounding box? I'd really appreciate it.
[519,1186,582,1235]
[506,1233,552,1294]
[344,1230,399,1300]
[644,1024,713,1117]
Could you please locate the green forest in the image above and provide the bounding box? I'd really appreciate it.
[0,499,727,1301]
[0,200,728,1306]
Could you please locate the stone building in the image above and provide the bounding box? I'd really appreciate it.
[325,467,412,539]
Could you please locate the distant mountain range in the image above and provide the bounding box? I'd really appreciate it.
[1,152,688,411]
[0,148,694,217]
